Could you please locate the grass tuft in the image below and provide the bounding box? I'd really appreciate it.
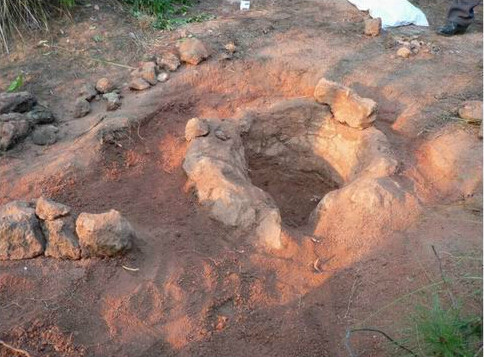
[412,295,482,357]
[0,0,74,54]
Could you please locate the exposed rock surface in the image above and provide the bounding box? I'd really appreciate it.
[458,101,483,122]
[243,99,395,184]
[27,105,55,124]
[139,62,157,85]
[31,125,58,146]
[183,119,283,249]
[397,47,412,58]
[157,72,169,83]
[0,201,45,260]
[185,117,210,141]
[129,78,151,91]
[310,177,421,247]
[0,114,31,150]
[42,216,80,260]
[364,18,381,36]
[95,78,115,94]
[74,98,91,118]
[0,92,36,114]
[103,92,121,111]
[76,210,135,257]
[79,83,98,102]
[314,78,377,129]
[177,38,210,65]
[36,196,70,220]
[416,126,483,201]
[156,52,181,71]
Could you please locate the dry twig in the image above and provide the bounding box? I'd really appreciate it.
[0,340,32,357]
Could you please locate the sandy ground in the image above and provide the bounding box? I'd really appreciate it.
[0,0,482,356]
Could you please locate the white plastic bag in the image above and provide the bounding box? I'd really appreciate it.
[347,0,429,28]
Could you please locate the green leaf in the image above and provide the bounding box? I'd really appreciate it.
[7,74,24,93]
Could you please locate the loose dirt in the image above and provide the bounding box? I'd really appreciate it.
[0,0,482,356]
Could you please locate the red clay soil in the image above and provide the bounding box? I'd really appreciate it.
[0,0,482,356]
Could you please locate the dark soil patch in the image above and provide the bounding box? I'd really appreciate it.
[248,155,339,227]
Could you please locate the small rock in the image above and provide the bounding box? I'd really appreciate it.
[185,118,210,141]
[225,42,236,53]
[156,52,181,72]
[397,47,412,58]
[79,83,98,102]
[42,216,80,260]
[458,101,483,123]
[141,62,157,85]
[26,105,55,124]
[95,78,115,94]
[31,125,58,146]
[214,127,230,141]
[0,117,31,151]
[36,196,70,220]
[0,201,45,260]
[364,18,382,37]
[177,38,210,65]
[103,92,121,111]
[157,72,169,83]
[73,98,91,118]
[314,78,377,129]
[76,209,135,257]
[132,61,157,86]
[0,91,37,114]
[129,78,151,91]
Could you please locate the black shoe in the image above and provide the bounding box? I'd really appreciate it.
[437,22,469,36]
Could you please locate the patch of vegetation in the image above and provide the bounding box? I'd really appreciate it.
[347,249,483,357]
[0,0,74,53]
[411,295,482,357]
[7,74,24,93]
[126,0,215,30]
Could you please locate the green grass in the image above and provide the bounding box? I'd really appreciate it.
[350,250,483,357]
[412,295,482,357]
[127,0,215,30]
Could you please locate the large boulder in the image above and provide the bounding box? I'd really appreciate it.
[0,114,31,150]
[177,38,210,65]
[76,210,135,257]
[416,126,483,201]
[310,177,420,252]
[0,91,36,114]
[42,216,80,260]
[183,118,283,249]
[0,201,45,260]
[314,78,377,129]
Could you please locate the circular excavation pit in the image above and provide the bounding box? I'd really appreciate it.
[183,79,421,251]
